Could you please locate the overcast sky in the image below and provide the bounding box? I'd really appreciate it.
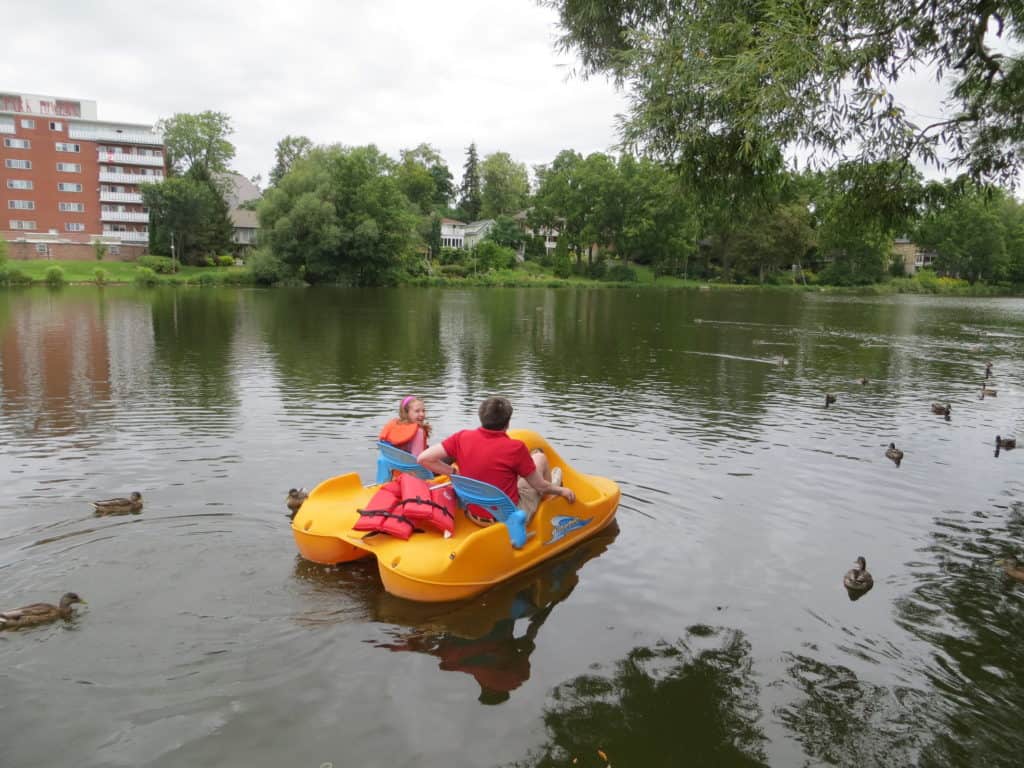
[2,0,628,187]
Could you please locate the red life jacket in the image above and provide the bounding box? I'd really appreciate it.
[354,474,456,539]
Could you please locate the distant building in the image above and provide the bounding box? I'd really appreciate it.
[218,172,260,252]
[1,91,164,260]
[440,218,465,249]
[513,210,559,256]
[464,219,495,249]
[893,236,935,274]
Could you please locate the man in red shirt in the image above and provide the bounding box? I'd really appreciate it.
[417,396,575,523]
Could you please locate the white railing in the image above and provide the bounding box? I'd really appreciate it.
[69,127,162,145]
[103,229,149,242]
[97,151,164,167]
[100,191,143,204]
[101,211,149,223]
[98,171,163,185]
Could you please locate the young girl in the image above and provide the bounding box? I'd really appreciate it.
[379,396,431,456]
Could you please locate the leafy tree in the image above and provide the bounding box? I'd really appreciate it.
[396,143,454,214]
[487,215,525,250]
[270,135,313,186]
[459,143,482,221]
[480,151,529,219]
[142,166,233,265]
[427,215,443,260]
[158,111,235,176]
[259,145,419,285]
[545,0,1024,189]
[533,149,586,259]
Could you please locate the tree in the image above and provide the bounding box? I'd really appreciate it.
[158,111,235,176]
[142,165,233,265]
[459,143,482,221]
[270,135,313,186]
[546,0,1024,188]
[487,215,526,250]
[480,151,529,219]
[395,143,454,214]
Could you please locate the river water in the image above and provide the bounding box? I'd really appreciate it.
[1,285,1022,767]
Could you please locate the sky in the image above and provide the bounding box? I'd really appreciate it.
[2,0,628,187]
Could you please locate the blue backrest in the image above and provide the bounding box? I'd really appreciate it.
[449,474,528,549]
[376,441,433,484]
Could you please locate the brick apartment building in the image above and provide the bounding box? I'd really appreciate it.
[1,91,164,260]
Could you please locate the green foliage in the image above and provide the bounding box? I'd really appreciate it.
[134,267,159,286]
[480,152,529,218]
[395,144,454,214]
[0,266,31,285]
[474,240,517,271]
[553,250,572,278]
[43,266,65,286]
[438,263,471,278]
[270,135,313,186]
[137,254,177,274]
[246,248,285,285]
[438,246,465,265]
[158,111,236,176]
[459,143,482,221]
[605,263,638,282]
[216,255,235,267]
[487,215,525,250]
[142,168,233,266]
[546,0,1024,188]
[0,236,7,265]
[92,239,106,261]
[94,268,107,285]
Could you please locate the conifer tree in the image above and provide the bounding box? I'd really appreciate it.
[459,143,482,221]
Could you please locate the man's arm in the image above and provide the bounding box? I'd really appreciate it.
[418,443,453,476]
[523,470,575,504]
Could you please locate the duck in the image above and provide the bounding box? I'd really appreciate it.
[825,393,837,408]
[843,557,874,592]
[985,361,993,379]
[92,491,143,515]
[931,402,951,419]
[885,443,904,465]
[996,435,1016,450]
[980,384,998,398]
[997,557,1024,582]
[286,488,309,520]
[0,592,86,630]
[858,377,869,385]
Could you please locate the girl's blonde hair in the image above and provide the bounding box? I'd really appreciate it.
[398,396,431,437]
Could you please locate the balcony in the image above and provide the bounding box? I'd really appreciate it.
[69,126,162,145]
[100,191,143,204]
[97,151,164,167]
[98,171,163,185]
[103,229,149,243]
[101,210,149,223]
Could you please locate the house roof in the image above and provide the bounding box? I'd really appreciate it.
[440,217,466,225]
[465,219,495,235]
[218,172,262,209]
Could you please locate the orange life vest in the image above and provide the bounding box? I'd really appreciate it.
[354,473,456,539]
[378,419,420,448]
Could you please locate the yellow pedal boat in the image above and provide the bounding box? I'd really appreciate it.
[291,430,620,602]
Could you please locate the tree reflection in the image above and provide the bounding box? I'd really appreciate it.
[514,624,767,767]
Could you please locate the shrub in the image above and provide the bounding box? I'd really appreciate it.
[438,263,470,278]
[0,266,31,285]
[216,254,235,267]
[93,239,107,261]
[246,248,284,286]
[438,247,466,265]
[134,267,159,286]
[94,268,107,285]
[193,272,218,286]
[44,266,65,286]
[553,252,572,279]
[137,254,176,274]
[475,241,516,271]
[587,256,608,279]
[605,263,638,282]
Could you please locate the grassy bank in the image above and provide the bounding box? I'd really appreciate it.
[0,259,248,286]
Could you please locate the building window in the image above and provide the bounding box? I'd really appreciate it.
[56,162,82,173]
[50,121,63,131]
[4,137,30,149]
[6,179,33,190]
[59,202,86,212]
[8,200,35,210]
[35,243,49,255]
[9,220,37,230]
[57,182,83,192]
[65,223,86,232]
[21,118,35,129]
[55,142,81,153]
[108,245,120,256]
[4,158,31,169]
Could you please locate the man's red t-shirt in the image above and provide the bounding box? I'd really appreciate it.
[442,428,536,503]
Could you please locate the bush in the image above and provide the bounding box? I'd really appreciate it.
[216,254,234,267]
[553,252,572,279]
[44,266,65,286]
[438,247,466,265]
[475,241,516,271]
[94,268,107,285]
[246,248,284,286]
[605,263,638,282]
[93,239,107,261]
[134,267,159,286]
[438,263,470,278]
[0,266,31,285]
[137,254,176,274]
[587,256,608,279]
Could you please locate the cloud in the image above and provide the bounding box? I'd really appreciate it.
[3,0,628,185]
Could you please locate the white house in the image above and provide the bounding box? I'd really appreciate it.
[440,218,465,249]
[513,210,559,256]
[464,219,495,249]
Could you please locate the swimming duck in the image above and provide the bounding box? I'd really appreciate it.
[980,384,997,398]
[0,592,86,630]
[858,377,869,385]
[825,393,837,408]
[286,488,309,520]
[843,557,874,592]
[92,492,143,515]
[985,361,993,379]
[997,557,1024,581]
[885,443,904,465]
[996,435,1016,450]
[931,402,951,419]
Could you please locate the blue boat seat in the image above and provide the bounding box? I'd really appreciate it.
[375,441,434,484]
[449,474,529,549]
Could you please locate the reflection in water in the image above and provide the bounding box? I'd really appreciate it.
[514,624,768,767]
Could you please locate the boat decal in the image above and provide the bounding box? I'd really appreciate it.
[544,515,591,545]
